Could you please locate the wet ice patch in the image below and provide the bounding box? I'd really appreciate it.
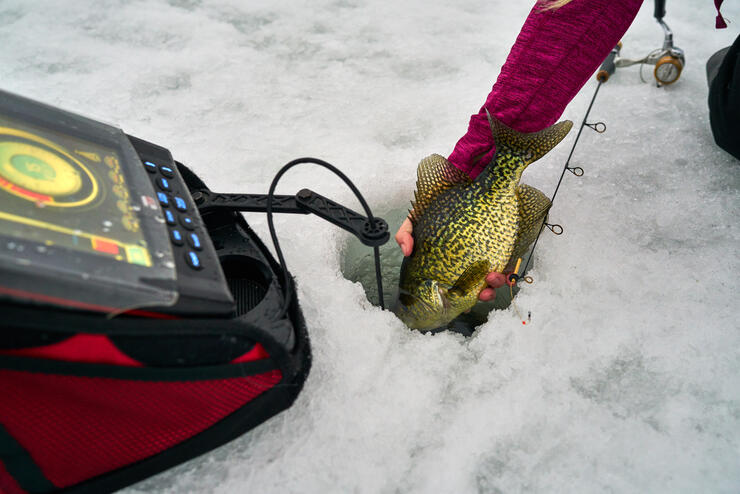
[570,349,678,426]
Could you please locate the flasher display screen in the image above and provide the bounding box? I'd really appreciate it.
[0,115,152,267]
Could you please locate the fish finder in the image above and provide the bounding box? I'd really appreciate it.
[0,89,388,494]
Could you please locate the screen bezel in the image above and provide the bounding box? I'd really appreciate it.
[0,89,178,313]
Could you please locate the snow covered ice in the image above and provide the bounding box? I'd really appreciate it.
[2,0,739,492]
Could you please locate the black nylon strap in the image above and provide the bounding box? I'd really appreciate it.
[3,307,258,337]
[0,423,55,493]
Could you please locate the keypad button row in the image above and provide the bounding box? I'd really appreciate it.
[144,160,204,271]
[144,160,175,179]
[157,192,189,212]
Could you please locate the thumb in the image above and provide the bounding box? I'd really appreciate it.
[395,217,414,256]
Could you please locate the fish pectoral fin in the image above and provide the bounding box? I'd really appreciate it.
[409,154,470,225]
[505,184,551,272]
[449,260,490,297]
[486,109,573,170]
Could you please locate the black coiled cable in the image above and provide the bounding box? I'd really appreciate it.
[266,157,385,318]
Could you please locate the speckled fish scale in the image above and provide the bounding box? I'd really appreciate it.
[396,114,572,330]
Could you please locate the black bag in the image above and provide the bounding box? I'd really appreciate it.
[0,162,311,494]
[708,34,740,160]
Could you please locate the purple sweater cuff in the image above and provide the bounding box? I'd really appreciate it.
[449,0,643,178]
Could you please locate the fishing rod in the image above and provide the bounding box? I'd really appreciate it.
[507,43,620,290]
[509,1,687,296]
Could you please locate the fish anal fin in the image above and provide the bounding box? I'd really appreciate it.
[504,184,551,272]
[409,154,470,224]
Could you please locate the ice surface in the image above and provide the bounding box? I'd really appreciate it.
[2,0,739,492]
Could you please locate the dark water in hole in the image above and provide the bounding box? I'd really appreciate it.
[339,206,525,333]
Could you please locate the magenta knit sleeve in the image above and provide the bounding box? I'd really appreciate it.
[448,0,643,178]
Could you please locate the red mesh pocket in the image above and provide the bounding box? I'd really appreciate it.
[0,368,281,489]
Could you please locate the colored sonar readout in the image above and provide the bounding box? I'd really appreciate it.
[0,115,152,267]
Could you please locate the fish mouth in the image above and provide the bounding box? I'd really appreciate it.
[395,287,451,331]
[394,291,450,331]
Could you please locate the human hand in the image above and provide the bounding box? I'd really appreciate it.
[394,217,507,301]
[479,272,506,302]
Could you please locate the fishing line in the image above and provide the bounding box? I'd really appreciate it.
[267,158,385,318]
[506,257,531,325]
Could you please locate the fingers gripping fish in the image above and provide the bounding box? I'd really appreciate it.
[394,112,573,330]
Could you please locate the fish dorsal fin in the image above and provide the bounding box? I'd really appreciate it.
[485,109,573,175]
[409,154,470,224]
[449,260,490,297]
[504,184,552,272]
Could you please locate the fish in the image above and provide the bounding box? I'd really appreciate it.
[394,112,573,331]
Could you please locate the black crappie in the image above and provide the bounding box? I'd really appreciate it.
[394,113,572,330]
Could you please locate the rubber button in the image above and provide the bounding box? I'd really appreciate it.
[187,232,202,250]
[174,196,188,212]
[158,178,171,191]
[170,229,184,246]
[157,192,169,207]
[180,215,195,230]
[185,251,202,270]
[144,161,157,173]
[164,210,176,225]
[159,166,175,178]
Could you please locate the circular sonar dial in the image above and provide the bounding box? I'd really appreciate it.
[0,141,82,196]
[0,129,98,207]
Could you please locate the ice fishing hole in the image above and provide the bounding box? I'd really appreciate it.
[339,205,524,331]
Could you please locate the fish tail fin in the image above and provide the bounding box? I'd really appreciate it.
[485,109,573,172]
